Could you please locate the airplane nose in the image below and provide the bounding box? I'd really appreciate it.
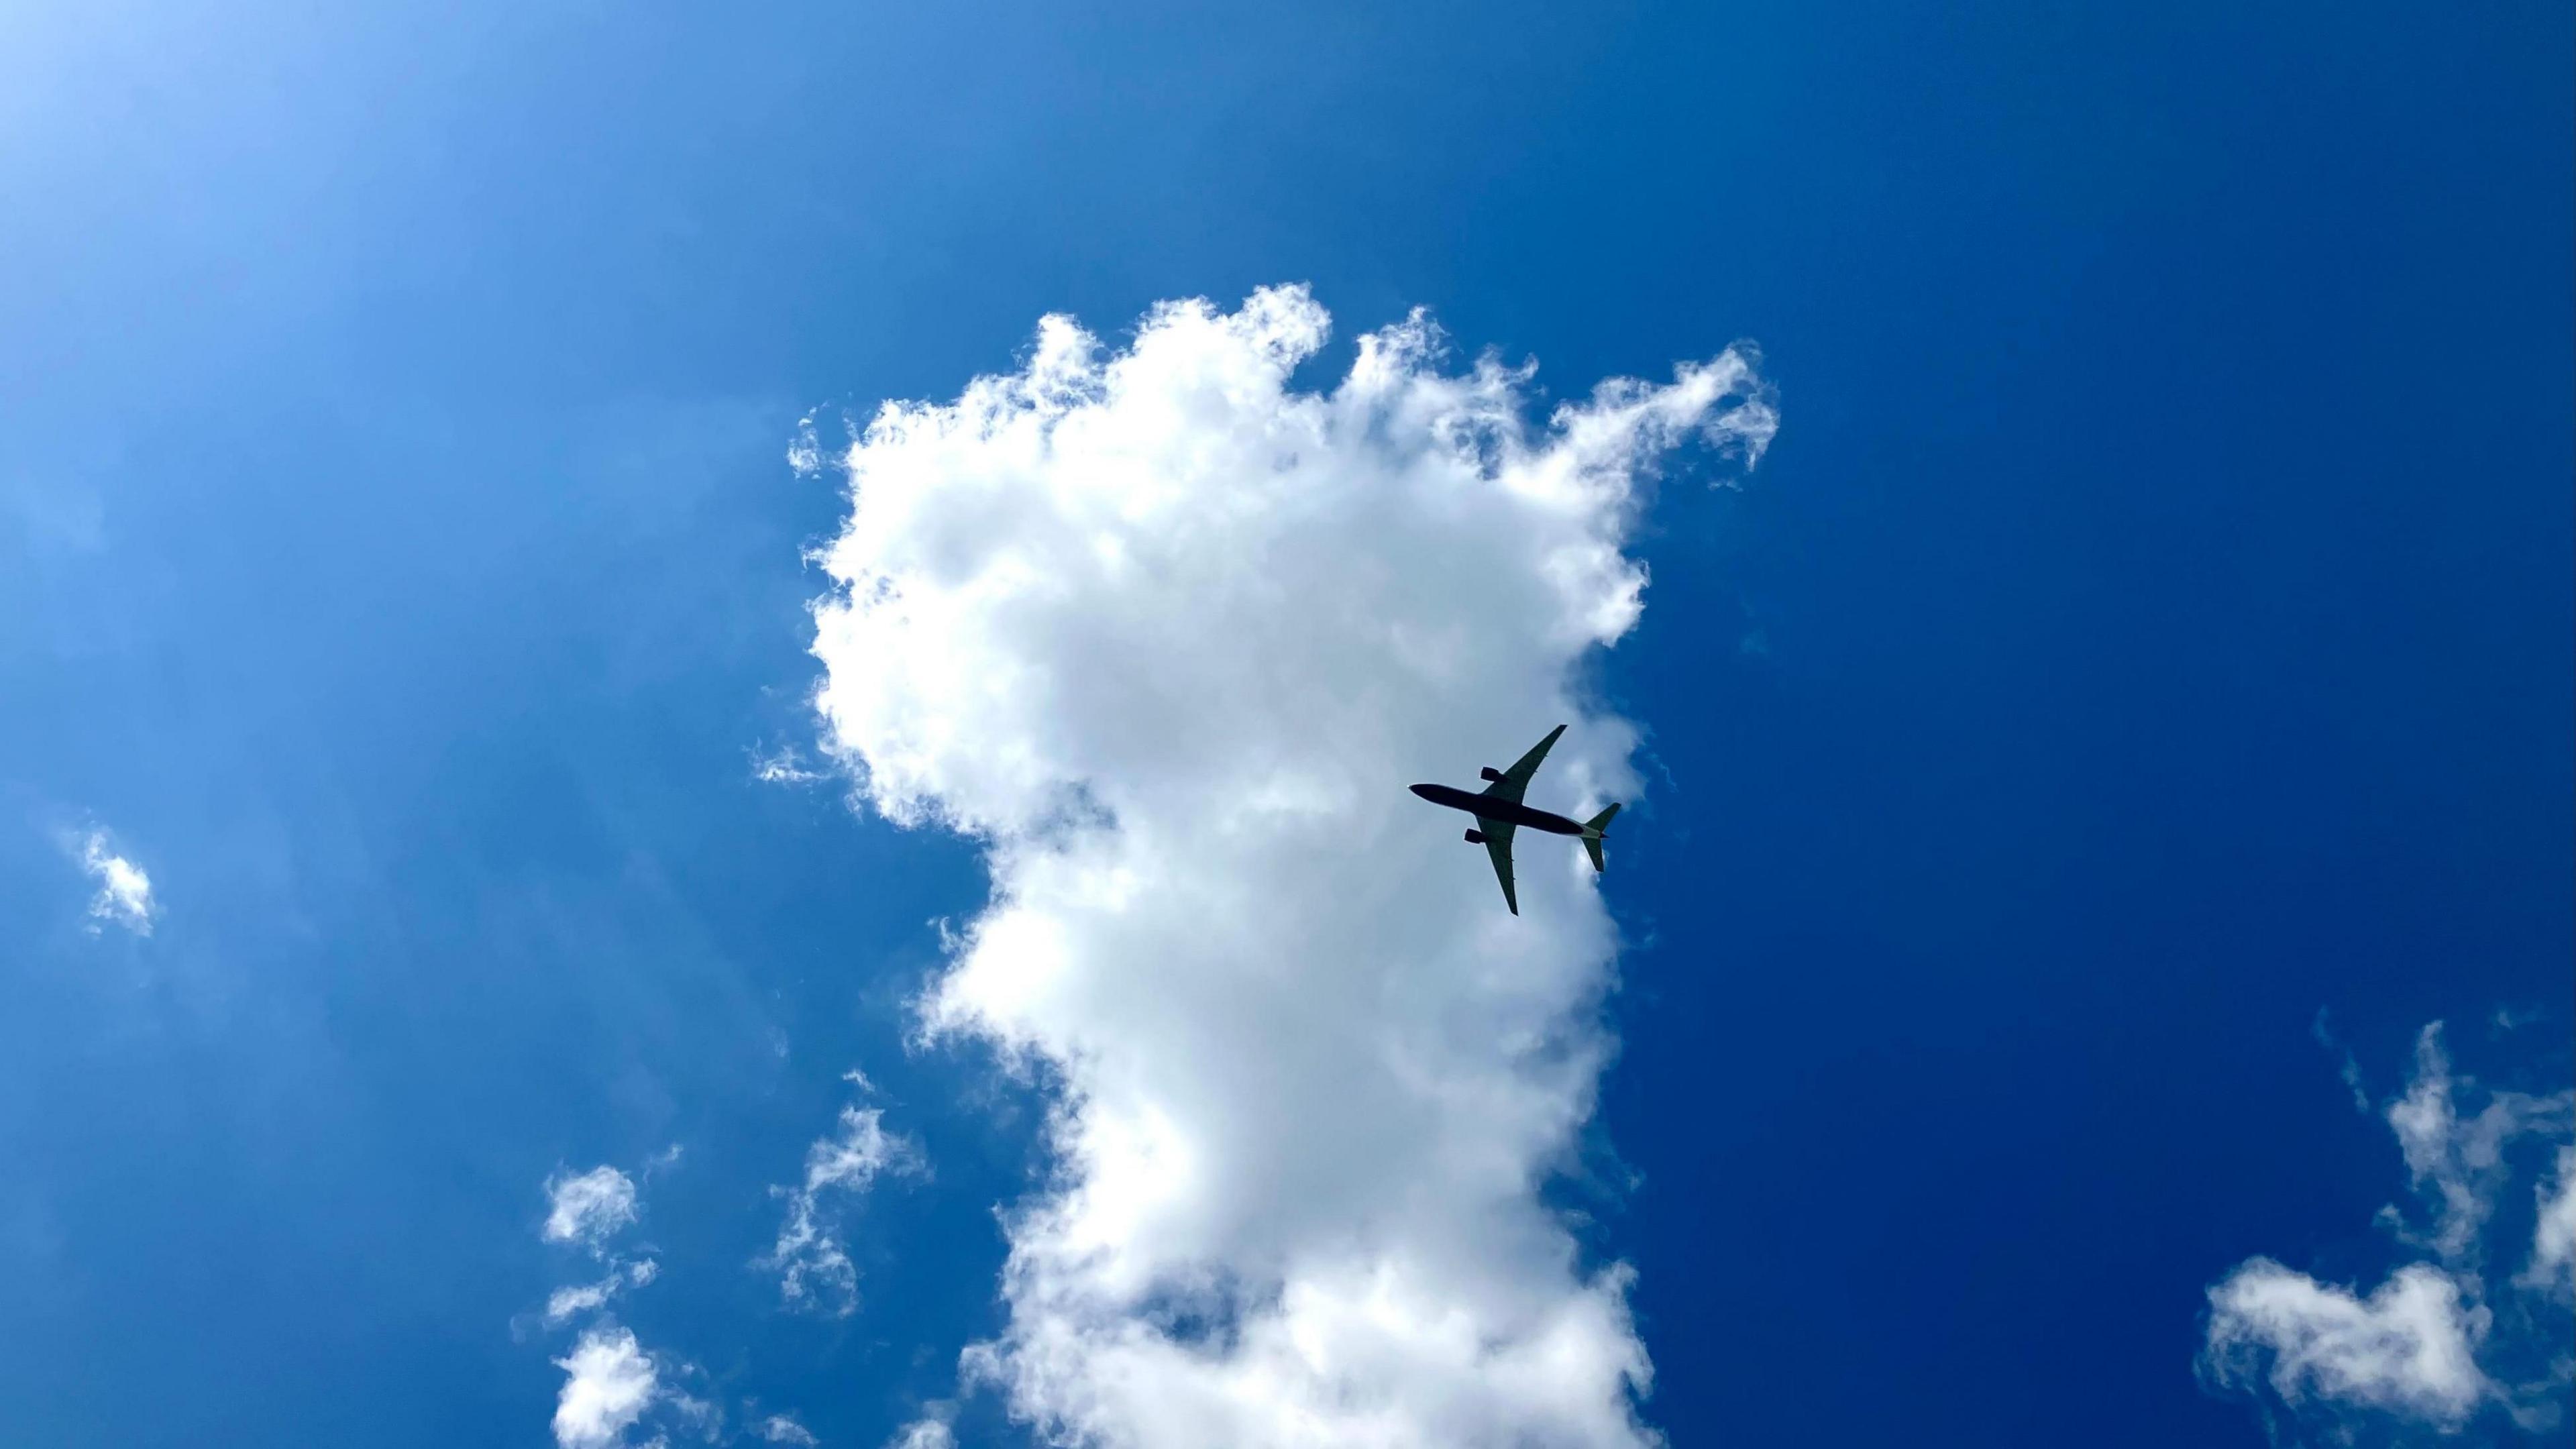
[1408,784,1437,800]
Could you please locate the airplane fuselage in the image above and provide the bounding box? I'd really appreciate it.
[1407,782,1586,836]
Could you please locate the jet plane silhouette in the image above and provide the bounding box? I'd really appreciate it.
[1409,724,1621,915]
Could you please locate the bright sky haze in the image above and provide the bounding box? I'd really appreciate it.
[3,3,2569,1447]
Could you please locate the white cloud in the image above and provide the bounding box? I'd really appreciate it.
[807,288,1774,1445]
[2206,1260,2494,1426]
[71,828,154,935]
[527,1165,692,1446]
[545,1279,617,1326]
[760,1080,920,1315]
[2312,1008,2371,1113]
[663,1383,722,1442]
[553,1327,661,1449]
[885,1418,954,1449]
[2526,1148,2576,1297]
[544,1259,660,1326]
[2204,1019,2575,1438]
[759,1414,820,1446]
[2385,1025,2571,1265]
[753,743,828,786]
[544,1167,641,1251]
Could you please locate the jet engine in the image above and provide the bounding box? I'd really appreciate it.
[1463,829,1485,844]
[1479,766,1504,782]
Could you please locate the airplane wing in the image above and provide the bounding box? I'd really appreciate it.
[1480,819,1520,915]
[1481,723,1567,807]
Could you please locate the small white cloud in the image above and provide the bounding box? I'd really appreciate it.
[759,1083,920,1316]
[545,1279,617,1326]
[544,1167,641,1250]
[541,1258,659,1327]
[2312,1008,2371,1113]
[885,1418,953,1449]
[663,1384,721,1443]
[2384,1024,2571,1265]
[70,828,154,936]
[552,1328,660,1449]
[752,744,828,786]
[2526,1147,2576,1297]
[2206,1260,2493,1426]
[787,413,826,476]
[2204,1018,2576,1438]
[758,1415,820,1446]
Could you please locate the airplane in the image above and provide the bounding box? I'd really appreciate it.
[1409,724,1621,915]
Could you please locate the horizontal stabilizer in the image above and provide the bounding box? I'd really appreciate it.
[1580,803,1621,873]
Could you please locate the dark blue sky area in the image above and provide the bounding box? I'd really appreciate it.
[1,2,2567,1445]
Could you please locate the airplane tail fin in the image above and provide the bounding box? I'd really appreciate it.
[1580,803,1621,873]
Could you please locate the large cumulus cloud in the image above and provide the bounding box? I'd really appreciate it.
[808,286,1772,1446]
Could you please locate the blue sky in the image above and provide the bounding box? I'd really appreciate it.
[3,2,2569,1446]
